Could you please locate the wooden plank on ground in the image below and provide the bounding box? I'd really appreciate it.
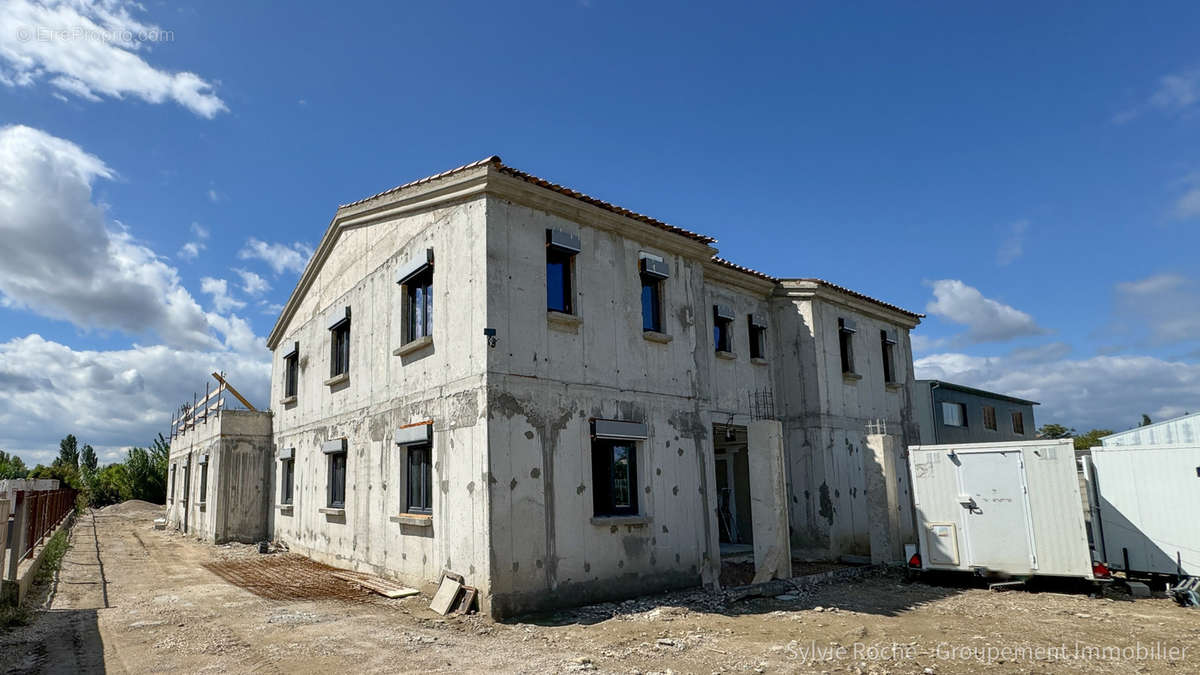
[330,571,420,599]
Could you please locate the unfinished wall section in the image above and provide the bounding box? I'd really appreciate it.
[267,176,492,607]
[483,188,747,616]
[771,281,921,560]
[167,410,273,544]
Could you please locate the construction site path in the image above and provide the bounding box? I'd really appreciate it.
[1,501,1197,674]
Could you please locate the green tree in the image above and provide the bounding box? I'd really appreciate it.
[81,444,98,472]
[119,435,169,504]
[1037,423,1075,439]
[85,464,126,507]
[0,450,30,479]
[1074,429,1114,451]
[56,434,79,469]
[1140,414,1153,427]
[30,461,81,490]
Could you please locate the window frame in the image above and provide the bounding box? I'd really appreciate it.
[546,247,575,314]
[591,439,639,517]
[748,315,767,360]
[838,318,857,375]
[329,312,351,378]
[942,401,967,427]
[713,306,734,353]
[405,443,433,515]
[198,460,208,504]
[328,451,347,509]
[880,330,897,384]
[282,458,295,505]
[640,274,663,332]
[283,342,299,398]
[1012,411,1025,435]
[982,405,997,431]
[403,266,434,343]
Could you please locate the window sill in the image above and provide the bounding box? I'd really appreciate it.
[547,311,582,333]
[843,372,862,383]
[590,515,652,527]
[324,373,349,387]
[751,357,769,366]
[393,335,433,357]
[885,382,903,391]
[277,504,294,515]
[642,330,673,344]
[389,513,432,527]
[319,507,346,516]
[715,350,736,361]
[280,395,297,406]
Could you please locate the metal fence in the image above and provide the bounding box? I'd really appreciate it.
[3,488,76,582]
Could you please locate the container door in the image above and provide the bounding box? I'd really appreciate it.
[959,451,1034,572]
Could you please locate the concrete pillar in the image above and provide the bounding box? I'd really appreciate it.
[865,433,906,563]
[748,420,791,583]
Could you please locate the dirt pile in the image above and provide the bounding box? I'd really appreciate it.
[98,499,164,516]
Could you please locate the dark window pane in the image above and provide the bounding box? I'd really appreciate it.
[547,251,572,313]
[612,445,631,507]
[592,439,638,517]
[283,459,294,504]
[406,445,432,514]
[641,277,661,332]
[839,330,854,374]
[330,453,346,507]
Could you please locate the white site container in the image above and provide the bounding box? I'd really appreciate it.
[1084,443,1200,576]
[908,439,1094,579]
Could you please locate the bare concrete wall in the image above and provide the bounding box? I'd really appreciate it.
[168,410,273,544]
[268,195,492,601]
[771,288,919,558]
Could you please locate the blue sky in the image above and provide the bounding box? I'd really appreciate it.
[2,1,1199,465]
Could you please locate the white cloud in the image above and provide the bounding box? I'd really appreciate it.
[1113,273,1200,347]
[915,351,1200,434]
[925,279,1048,344]
[235,268,270,296]
[996,219,1029,266]
[1115,67,1200,123]
[200,276,245,314]
[0,0,227,118]
[177,221,209,261]
[1170,173,1200,221]
[0,125,234,349]
[0,334,269,466]
[238,237,313,275]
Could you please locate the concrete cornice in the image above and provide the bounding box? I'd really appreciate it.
[774,279,922,329]
[703,259,777,297]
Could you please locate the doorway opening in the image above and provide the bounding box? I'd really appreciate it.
[714,423,755,584]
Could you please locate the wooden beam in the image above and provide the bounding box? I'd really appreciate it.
[211,372,257,412]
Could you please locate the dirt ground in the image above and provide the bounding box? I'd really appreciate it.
[1,502,1197,674]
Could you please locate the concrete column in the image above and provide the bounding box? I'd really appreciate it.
[865,433,905,563]
[748,420,791,583]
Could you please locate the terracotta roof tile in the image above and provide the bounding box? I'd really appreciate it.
[339,156,717,245]
[710,256,776,282]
